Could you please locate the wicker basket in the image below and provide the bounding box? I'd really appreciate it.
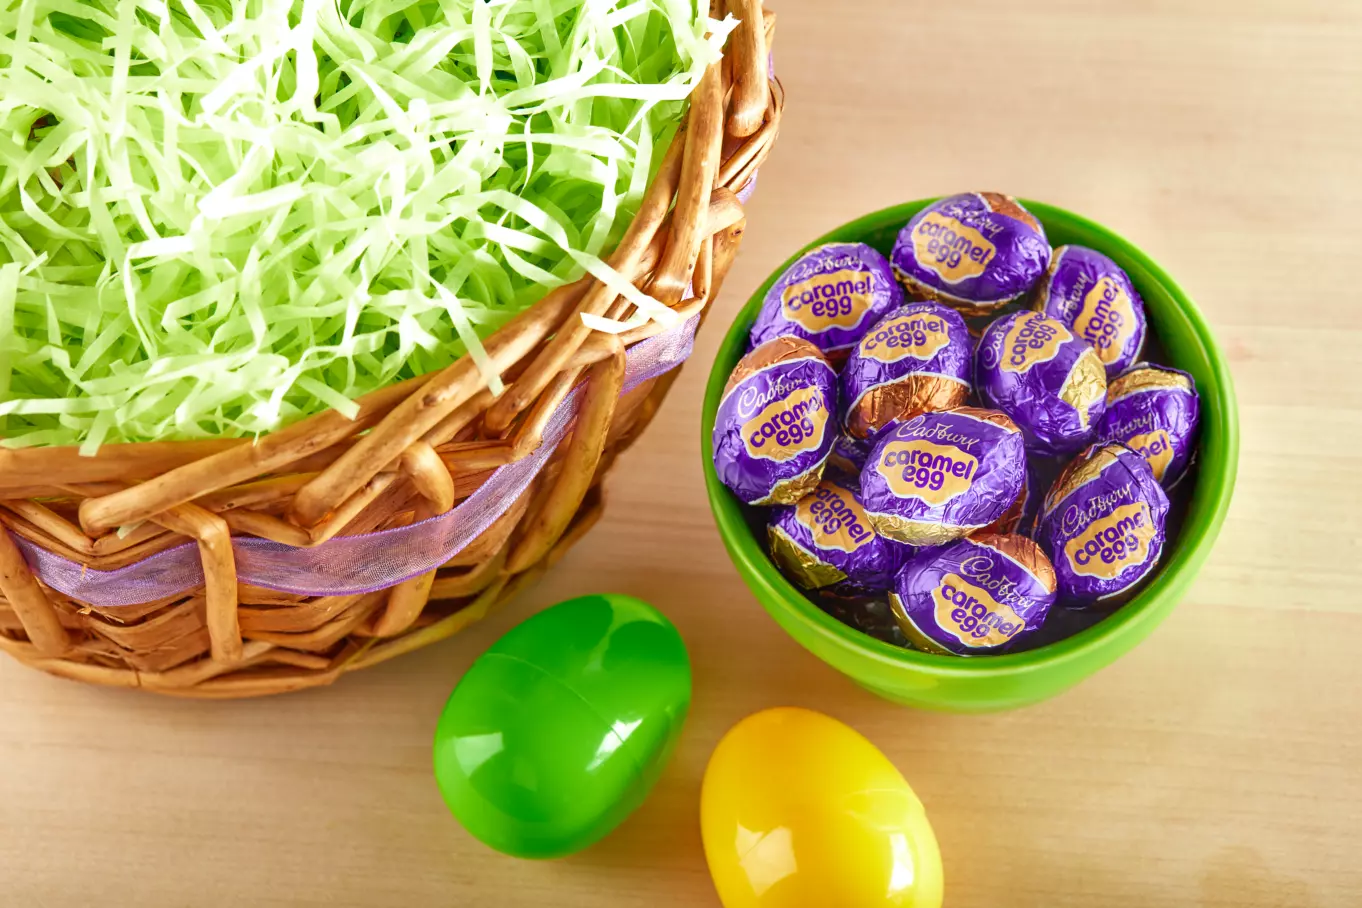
[0,4,782,698]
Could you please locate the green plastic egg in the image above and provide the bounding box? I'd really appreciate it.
[432,593,692,859]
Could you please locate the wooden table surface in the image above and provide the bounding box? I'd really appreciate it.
[3,1,1359,905]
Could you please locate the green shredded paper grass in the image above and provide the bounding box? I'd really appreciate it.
[0,0,731,452]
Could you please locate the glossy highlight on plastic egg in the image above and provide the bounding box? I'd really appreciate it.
[433,594,691,859]
[701,707,943,908]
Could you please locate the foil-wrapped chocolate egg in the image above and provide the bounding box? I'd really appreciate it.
[888,533,1058,655]
[840,302,973,440]
[767,477,910,599]
[976,311,1107,455]
[1097,363,1201,486]
[748,242,904,362]
[1031,245,1147,378]
[890,192,1051,316]
[712,336,837,506]
[859,407,1026,546]
[1038,442,1170,607]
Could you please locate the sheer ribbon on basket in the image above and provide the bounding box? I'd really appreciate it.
[14,312,705,606]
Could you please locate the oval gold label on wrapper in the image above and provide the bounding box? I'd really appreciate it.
[911,211,996,283]
[741,387,829,463]
[795,483,875,554]
[1063,502,1156,579]
[859,312,953,364]
[1075,276,1137,364]
[874,439,978,506]
[1001,312,1071,374]
[1127,429,1174,481]
[780,270,877,333]
[931,574,1026,648]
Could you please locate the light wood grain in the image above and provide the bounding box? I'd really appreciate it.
[2,1,1360,905]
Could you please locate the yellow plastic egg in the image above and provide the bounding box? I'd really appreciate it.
[701,707,943,908]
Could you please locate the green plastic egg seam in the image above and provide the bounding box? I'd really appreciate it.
[480,652,650,783]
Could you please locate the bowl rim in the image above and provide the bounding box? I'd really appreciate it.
[701,198,1240,679]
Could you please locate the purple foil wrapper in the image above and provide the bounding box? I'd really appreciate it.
[1039,443,1170,606]
[1032,245,1147,378]
[840,302,973,438]
[859,407,1026,546]
[889,533,1058,655]
[1097,363,1201,486]
[749,242,904,359]
[976,311,1108,455]
[712,338,837,505]
[767,477,908,597]
[828,429,874,476]
[890,192,1051,315]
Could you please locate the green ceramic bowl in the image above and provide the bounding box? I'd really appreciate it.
[702,200,1238,712]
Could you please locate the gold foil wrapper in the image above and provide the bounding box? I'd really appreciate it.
[971,532,1059,594]
[888,593,954,655]
[1042,442,1125,517]
[722,335,828,400]
[768,525,846,591]
[1107,364,1195,404]
[759,462,825,506]
[1060,347,1107,429]
[846,375,970,439]
[980,191,1044,234]
[867,511,972,547]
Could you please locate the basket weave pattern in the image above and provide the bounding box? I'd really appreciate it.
[0,4,782,698]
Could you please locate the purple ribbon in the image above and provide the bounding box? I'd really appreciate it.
[14,313,703,606]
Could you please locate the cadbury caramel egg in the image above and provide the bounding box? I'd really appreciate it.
[712,337,838,506]
[1097,363,1201,486]
[859,407,1026,547]
[1038,442,1170,607]
[768,477,910,598]
[976,311,1107,455]
[889,533,1057,655]
[749,242,904,362]
[1031,245,1147,379]
[890,192,1050,316]
[839,302,972,440]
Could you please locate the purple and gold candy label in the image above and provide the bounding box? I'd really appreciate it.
[740,385,830,463]
[999,311,1070,374]
[930,574,1027,647]
[780,269,879,334]
[861,408,1027,546]
[890,193,1051,314]
[713,338,837,506]
[908,210,998,284]
[1073,276,1138,367]
[1097,364,1200,486]
[873,439,978,506]
[1061,501,1158,580]
[1125,429,1175,481]
[890,533,1057,655]
[859,310,955,364]
[840,302,974,439]
[1039,443,1170,605]
[750,243,903,355]
[768,477,902,595]
[977,311,1108,455]
[1033,246,1147,378]
[795,482,876,554]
